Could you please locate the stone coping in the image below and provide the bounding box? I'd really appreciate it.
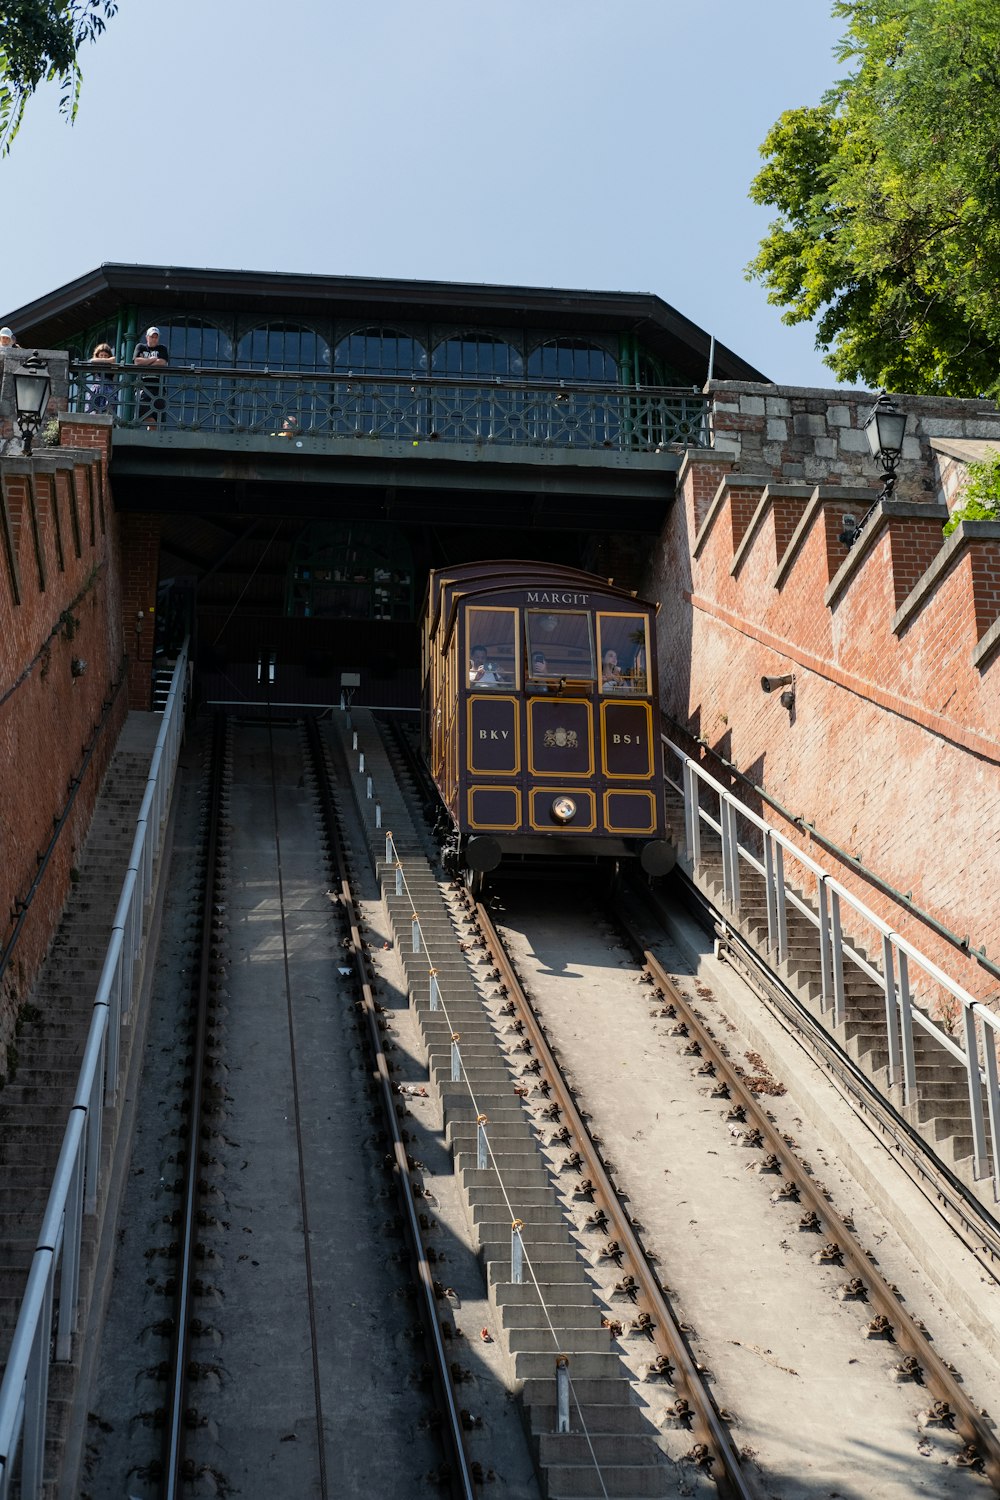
[691,472,771,558]
[893,517,1000,636]
[0,447,101,475]
[730,483,813,577]
[824,499,948,610]
[771,484,876,591]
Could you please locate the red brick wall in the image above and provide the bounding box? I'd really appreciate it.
[649,422,1000,1011]
[0,439,125,1068]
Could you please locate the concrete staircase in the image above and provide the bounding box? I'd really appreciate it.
[662,786,993,1202]
[0,712,161,1495]
[330,711,675,1498]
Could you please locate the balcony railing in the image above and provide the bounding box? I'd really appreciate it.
[68,365,709,453]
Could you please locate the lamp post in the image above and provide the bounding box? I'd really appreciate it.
[13,354,51,457]
[839,392,908,548]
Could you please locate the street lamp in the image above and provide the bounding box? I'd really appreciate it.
[839,391,908,548]
[863,391,907,494]
[13,354,51,457]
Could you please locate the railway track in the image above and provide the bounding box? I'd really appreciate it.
[78,712,490,1499]
[72,703,1000,1499]
[347,707,1000,1498]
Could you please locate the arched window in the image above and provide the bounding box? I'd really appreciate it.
[152,317,232,368]
[526,339,617,384]
[334,327,426,376]
[236,323,330,372]
[432,333,522,380]
[637,352,685,388]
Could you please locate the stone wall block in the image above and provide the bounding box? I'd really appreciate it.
[793,413,827,437]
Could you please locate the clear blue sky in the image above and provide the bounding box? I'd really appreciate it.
[1,0,846,387]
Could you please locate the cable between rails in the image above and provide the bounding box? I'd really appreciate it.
[384,836,612,1500]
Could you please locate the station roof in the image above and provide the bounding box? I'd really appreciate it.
[3,262,770,385]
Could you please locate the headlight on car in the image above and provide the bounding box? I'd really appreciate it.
[550,795,577,824]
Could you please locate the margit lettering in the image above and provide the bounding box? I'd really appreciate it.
[526,591,590,604]
[478,729,510,740]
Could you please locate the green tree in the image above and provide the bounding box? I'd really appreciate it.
[0,1,118,154]
[944,450,1000,535]
[747,0,1000,395]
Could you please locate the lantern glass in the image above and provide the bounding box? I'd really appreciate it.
[13,370,50,421]
[864,396,907,463]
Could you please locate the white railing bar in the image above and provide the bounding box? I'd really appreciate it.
[668,736,999,1053]
[978,1016,1000,1199]
[0,646,188,1497]
[960,1006,989,1179]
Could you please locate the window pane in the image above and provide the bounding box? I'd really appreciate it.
[141,319,232,367]
[467,608,517,689]
[598,614,649,694]
[526,340,617,384]
[433,335,522,380]
[237,324,329,372]
[525,611,595,680]
[335,327,426,376]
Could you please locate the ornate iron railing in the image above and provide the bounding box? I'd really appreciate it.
[68,365,709,452]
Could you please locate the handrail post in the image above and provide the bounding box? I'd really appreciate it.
[683,759,700,868]
[774,842,788,963]
[411,915,421,954]
[977,1014,1000,1200]
[830,888,846,1028]
[881,935,902,1090]
[960,1005,988,1180]
[85,1049,104,1216]
[764,834,778,955]
[897,952,917,1104]
[722,799,740,910]
[817,877,833,1015]
[56,1147,84,1361]
[22,1271,54,1499]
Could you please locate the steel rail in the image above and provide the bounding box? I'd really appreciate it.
[305,717,475,1500]
[161,712,226,1497]
[617,898,1000,1491]
[473,901,758,1500]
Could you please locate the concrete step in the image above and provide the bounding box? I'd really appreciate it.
[513,1350,629,1381]
[529,1402,652,1436]
[545,1461,672,1497]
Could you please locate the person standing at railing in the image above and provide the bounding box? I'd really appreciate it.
[85,343,116,413]
[0,326,19,353]
[131,325,169,429]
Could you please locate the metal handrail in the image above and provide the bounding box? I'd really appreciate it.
[0,647,189,1499]
[67,363,710,451]
[662,735,1000,1200]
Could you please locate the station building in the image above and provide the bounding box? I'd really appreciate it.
[1,262,999,1060]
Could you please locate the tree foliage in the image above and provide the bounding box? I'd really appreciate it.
[944,450,1000,535]
[0,1,118,154]
[747,0,1000,395]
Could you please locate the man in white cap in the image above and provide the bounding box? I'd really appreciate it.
[131,325,169,428]
[0,327,18,353]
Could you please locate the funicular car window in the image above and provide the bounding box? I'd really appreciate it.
[467,606,518,689]
[525,611,595,682]
[597,613,650,694]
